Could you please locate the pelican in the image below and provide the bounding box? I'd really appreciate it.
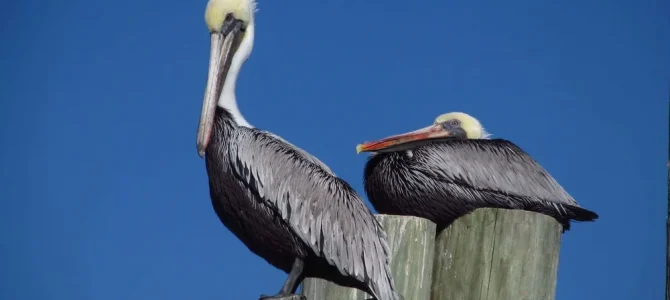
[195,0,399,299]
[356,112,598,231]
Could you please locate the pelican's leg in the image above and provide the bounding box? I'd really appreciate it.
[259,259,305,300]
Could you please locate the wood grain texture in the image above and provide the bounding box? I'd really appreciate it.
[301,215,437,300]
[431,208,562,300]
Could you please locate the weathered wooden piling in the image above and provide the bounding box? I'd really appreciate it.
[431,208,562,300]
[301,215,436,300]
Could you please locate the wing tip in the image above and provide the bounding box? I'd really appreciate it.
[567,204,599,222]
[555,203,599,232]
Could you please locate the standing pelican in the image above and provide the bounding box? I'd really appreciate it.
[196,0,399,299]
[356,112,598,231]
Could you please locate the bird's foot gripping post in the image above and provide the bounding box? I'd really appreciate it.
[430,208,563,300]
[260,259,306,300]
[301,215,437,300]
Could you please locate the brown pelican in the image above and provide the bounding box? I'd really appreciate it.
[195,0,399,299]
[356,112,598,231]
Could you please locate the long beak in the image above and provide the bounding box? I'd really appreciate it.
[196,21,243,157]
[356,124,452,154]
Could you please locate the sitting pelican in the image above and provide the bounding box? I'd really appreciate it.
[195,0,399,299]
[356,112,598,231]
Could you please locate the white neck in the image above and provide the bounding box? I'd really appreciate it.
[218,23,255,128]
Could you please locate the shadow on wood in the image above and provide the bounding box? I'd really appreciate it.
[301,215,436,300]
[431,208,562,300]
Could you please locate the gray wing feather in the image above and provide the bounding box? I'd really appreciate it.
[230,128,398,300]
[264,131,335,176]
[418,140,579,206]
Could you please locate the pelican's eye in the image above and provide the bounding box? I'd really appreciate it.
[443,119,460,129]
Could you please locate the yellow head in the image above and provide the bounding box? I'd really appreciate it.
[205,0,256,33]
[434,112,490,139]
[356,112,491,154]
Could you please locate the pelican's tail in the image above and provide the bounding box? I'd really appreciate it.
[566,205,599,222]
[541,201,599,231]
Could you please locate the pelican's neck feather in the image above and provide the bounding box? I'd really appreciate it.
[480,128,492,139]
[218,23,255,128]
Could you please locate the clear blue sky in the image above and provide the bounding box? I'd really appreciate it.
[1,0,668,299]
